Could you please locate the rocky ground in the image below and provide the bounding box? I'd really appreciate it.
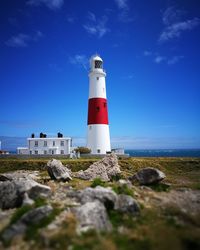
[0,155,200,250]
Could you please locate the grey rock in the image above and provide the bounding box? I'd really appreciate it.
[118,179,132,188]
[102,153,121,180]
[115,194,140,215]
[47,159,72,181]
[22,193,34,206]
[129,167,166,185]
[74,200,112,234]
[75,153,121,181]
[76,186,117,209]
[2,205,53,242]
[0,174,51,209]
[0,181,23,209]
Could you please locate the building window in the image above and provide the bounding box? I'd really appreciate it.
[97,149,101,153]
[44,141,47,147]
[60,150,64,154]
[97,77,99,80]
[89,125,92,130]
[44,150,47,155]
[60,141,64,146]
[95,60,102,69]
[30,151,32,155]
[52,150,54,155]
[96,106,100,112]
[53,141,55,146]
[35,141,38,147]
[104,102,107,108]
[35,150,38,155]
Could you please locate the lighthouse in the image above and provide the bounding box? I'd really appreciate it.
[87,55,111,154]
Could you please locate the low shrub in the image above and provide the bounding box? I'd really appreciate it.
[90,178,106,188]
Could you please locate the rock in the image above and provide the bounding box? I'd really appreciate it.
[0,173,51,209]
[102,153,121,180]
[0,181,23,209]
[118,179,132,188]
[22,193,34,206]
[75,186,118,209]
[47,159,72,181]
[74,166,109,181]
[73,200,112,234]
[74,153,121,181]
[129,167,166,185]
[115,194,140,215]
[2,205,53,242]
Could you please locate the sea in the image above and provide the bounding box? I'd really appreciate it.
[6,149,200,157]
[125,149,200,157]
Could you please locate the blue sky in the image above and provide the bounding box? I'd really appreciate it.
[0,0,200,149]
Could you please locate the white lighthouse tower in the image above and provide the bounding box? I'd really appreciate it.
[87,55,111,154]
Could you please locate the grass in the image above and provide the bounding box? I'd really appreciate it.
[91,178,107,188]
[147,182,171,192]
[112,183,133,196]
[9,205,33,225]
[1,157,200,190]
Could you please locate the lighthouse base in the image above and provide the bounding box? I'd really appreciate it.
[87,124,111,154]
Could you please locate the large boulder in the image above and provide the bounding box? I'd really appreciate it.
[129,167,166,185]
[115,194,140,215]
[74,153,121,181]
[0,181,23,209]
[0,173,51,209]
[1,205,53,242]
[47,159,72,181]
[72,186,117,209]
[73,200,112,234]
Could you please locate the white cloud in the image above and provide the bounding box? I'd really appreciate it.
[122,74,134,80]
[27,0,64,10]
[162,6,184,26]
[5,31,43,48]
[114,0,133,22]
[167,55,184,65]
[159,17,200,42]
[154,56,166,64]
[69,54,88,70]
[87,11,96,22]
[143,50,152,56]
[110,136,200,149]
[67,16,76,23]
[49,63,62,72]
[5,33,30,47]
[159,6,200,43]
[143,50,184,66]
[114,0,128,10]
[83,15,109,38]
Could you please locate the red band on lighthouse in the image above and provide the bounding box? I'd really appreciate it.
[87,98,109,125]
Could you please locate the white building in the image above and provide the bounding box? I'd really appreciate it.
[112,148,125,155]
[87,55,111,154]
[17,136,72,155]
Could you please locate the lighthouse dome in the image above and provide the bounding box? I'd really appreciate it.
[90,54,104,71]
[91,54,103,61]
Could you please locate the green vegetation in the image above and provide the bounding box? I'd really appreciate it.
[10,205,32,225]
[148,182,170,192]
[9,197,47,226]
[74,147,91,154]
[91,178,107,188]
[112,183,133,196]
[25,207,60,241]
